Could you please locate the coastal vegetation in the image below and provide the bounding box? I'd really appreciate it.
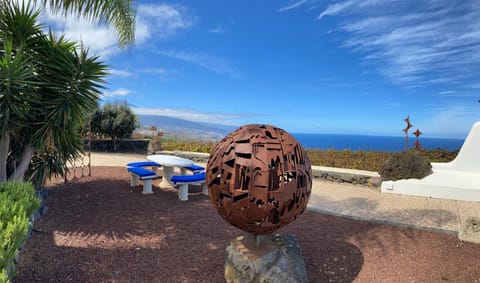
[160,138,458,172]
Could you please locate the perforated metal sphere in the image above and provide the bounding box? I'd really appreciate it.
[206,124,312,235]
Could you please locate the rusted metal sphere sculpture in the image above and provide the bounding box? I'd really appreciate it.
[206,124,312,235]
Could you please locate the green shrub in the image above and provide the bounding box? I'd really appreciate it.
[0,181,40,282]
[1,269,8,283]
[379,150,432,181]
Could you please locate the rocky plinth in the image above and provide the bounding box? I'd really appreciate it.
[225,233,308,283]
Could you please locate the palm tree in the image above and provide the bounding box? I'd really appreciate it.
[2,0,136,46]
[0,3,42,182]
[25,33,107,186]
[0,2,107,185]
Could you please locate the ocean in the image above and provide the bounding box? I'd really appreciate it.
[292,133,464,152]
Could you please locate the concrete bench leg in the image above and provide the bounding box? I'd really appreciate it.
[202,182,208,196]
[178,184,189,201]
[131,174,139,186]
[143,179,153,194]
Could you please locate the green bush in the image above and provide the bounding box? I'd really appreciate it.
[1,270,7,283]
[379,150,433,181]
[0,181,40,282]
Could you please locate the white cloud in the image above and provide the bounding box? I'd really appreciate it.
[107,67,175,80]
[108,69,135,77]
[102,88,134,97]
[141,68,175,80]
[156,50,237,77]
[132,107,245,125]
[40,7,121,58]
[318,0,480,88]
[437,90,476,98]
[318,0,387,19]
[208,26,223,34]
[466,83,480,89]
[142,68,167,75]
[423,104,480,137]
[439,90,457,96]
[135,4,196,44]
[207,20,235,34]
[278,0,309,13]
[318,0,355,19]
[38,3,196,58]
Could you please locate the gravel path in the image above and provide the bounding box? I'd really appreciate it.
[14,167,480,282]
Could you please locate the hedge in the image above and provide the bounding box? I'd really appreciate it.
[88,138,150,154]
[0,181,40,282]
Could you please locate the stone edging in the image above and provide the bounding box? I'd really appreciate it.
[155,151,382,188]
[311,166,381,188]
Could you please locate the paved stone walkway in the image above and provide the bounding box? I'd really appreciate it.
[309,179,480,237]
[89,153,480,241]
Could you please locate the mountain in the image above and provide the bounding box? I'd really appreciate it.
[137,115,237,140]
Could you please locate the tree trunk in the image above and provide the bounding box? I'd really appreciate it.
[9,145,34,181]
[0,133,10,182]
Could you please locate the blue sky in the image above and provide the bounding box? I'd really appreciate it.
[41,0,480,138]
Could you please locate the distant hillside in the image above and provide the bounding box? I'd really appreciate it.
[137,115,236,140]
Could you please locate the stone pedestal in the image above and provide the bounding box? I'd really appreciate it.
[225,233,308,283]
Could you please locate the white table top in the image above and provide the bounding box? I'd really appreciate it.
[147,154,193,167]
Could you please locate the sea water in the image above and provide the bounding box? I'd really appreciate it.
[292,133,464,152]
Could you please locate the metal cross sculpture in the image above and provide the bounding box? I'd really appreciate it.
[413,128,423,149]
[403,116,414,150]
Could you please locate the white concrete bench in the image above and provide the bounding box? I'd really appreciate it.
[171,172,208,201]
[381,121,480,201]
[127,167,158,194]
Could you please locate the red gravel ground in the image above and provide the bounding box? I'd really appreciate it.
[13,167,480,282]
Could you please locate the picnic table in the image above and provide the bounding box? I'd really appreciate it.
[147,154,194,187]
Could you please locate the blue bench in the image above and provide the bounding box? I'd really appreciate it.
[126,161,161,167]
[127,167,158,194]
[171,172,208,201]
[126,161,161,174]
[181,164,205,175]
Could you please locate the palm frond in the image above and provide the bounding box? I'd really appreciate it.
[39,0,136,46]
